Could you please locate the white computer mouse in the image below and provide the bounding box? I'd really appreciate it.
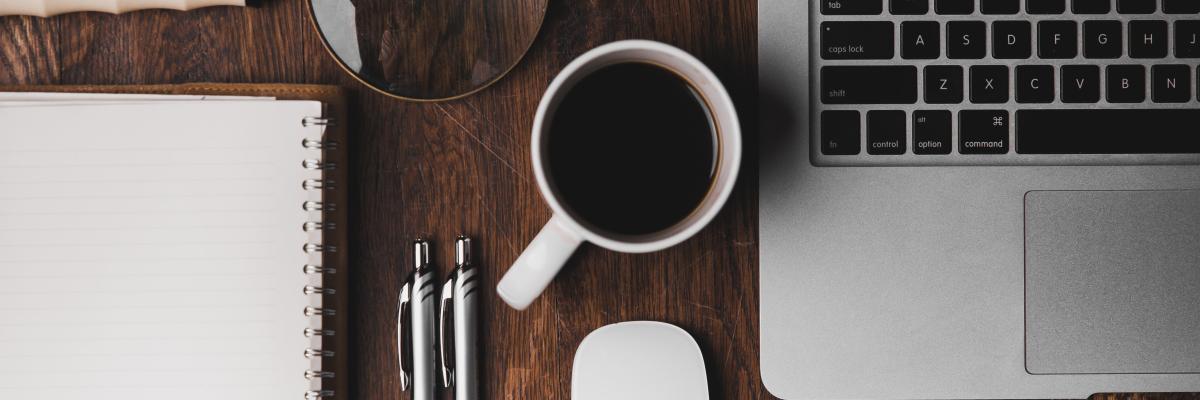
[571,321,709,400]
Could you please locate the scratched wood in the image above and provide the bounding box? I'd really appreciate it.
[0,1,1195,399]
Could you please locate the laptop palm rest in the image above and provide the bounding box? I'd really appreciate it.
[1024,190,1200,375]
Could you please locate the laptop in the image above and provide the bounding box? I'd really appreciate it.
[758,0,1200,398]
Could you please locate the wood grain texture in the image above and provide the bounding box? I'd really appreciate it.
[0,1,1196,400]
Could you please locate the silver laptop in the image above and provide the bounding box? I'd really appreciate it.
[758,0,1200,398]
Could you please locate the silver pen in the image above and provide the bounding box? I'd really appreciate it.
[439,236,479,400]
[398,239,438,400]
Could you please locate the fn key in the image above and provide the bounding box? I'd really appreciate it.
[822,110,861,155]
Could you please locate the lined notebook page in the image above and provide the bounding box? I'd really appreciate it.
[0,100,325,400]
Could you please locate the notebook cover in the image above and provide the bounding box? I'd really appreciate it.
[0,83,351,399]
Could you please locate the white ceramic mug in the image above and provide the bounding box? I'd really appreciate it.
[497,40,742,310]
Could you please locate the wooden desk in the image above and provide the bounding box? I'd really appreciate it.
[0,1,1193,399]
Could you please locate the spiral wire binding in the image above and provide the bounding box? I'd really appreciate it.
[303,222,336,232]
[305,390,335,400]
[302,116,336,398]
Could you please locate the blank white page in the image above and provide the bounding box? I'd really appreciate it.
[0,100,325,400]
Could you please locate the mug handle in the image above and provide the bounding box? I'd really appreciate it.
[497,215,584,310]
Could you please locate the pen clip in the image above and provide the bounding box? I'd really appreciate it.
[396,277,412,391]
[438,276,456,388]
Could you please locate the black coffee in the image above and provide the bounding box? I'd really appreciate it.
[546,62,717,237]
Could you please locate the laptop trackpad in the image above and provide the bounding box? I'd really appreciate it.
[1025,190,1200,375]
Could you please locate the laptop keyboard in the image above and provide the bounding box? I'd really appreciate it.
[812,0,1200,166]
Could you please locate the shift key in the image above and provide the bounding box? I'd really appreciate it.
[821,22,894,59]
[821,66,918,104]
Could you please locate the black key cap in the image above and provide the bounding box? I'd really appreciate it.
[1017,109,1200,154]
[960,110,1010,154]
[821,111,861,155]
[1039,21,1078,58]
[1073,0,1111,14]
[1016,65,1055,103]
[1107,65,1146,103]
[1152,65,1191,103]
[867,111,907,155]
[821,0,884,14]
[1084,20,1122,58]
[1164,0,1200,13]
[1129,21,1168,58]
[970,65,1010,103]
[1061,65,1102,103]
[1176,21,1200,57]
[925,66,965,103]
[902,22,941,59]
[1117,0,1155,13]
[993,21,1032,59]
[821,22,895,60]
[913,110,953,154]
[1027,0,1066,14]
[821,66,919,104]
[981,0,1019,14]
[891,0,930,14]
[948,21,987,59]
[936,0,975,14]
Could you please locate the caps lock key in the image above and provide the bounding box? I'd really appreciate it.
[821,22,895,60]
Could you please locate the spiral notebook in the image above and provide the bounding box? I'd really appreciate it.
[0,84,348,400]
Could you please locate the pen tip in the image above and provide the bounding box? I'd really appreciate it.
[413,239,430,270]
[455,236,472,267]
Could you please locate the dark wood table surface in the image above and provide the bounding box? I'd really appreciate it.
[0,1,1194,399]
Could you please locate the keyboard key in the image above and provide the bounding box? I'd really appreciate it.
[993,21,1032,59]
[1129,21,1168,58]
[1083,20,1122,58]
[1039,21,1078,58]
[1176,21,1200,57]
[913,110,953,154]
[981,0,1019,14]
[821,22,895,60]
[936,0,975,14]
[925,66,965,103]
[1027,0,1066,14]
[1116,0,1155,13]
[959,110,1010,154]
[1061,65,1102,103]
[1017,109,1200,154]
[1107,65,1146,103]
[867,111,907,155]
[1073,0,1111,14]
[821,66,919,104]
[902,21,941,59]
[891,0,930,14]
[1152,65,1191,103]
[948,21,987,58]
[1163,0,1200,13]
[821,0,883,14]
[970,65,1010,103]
[821,111,861,155]
[1016,65,1055,103]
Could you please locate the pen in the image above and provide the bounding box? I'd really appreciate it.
[439,236,479,400]
[398,239,438,400]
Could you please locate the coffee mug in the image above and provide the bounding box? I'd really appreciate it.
[497,40,742,310]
